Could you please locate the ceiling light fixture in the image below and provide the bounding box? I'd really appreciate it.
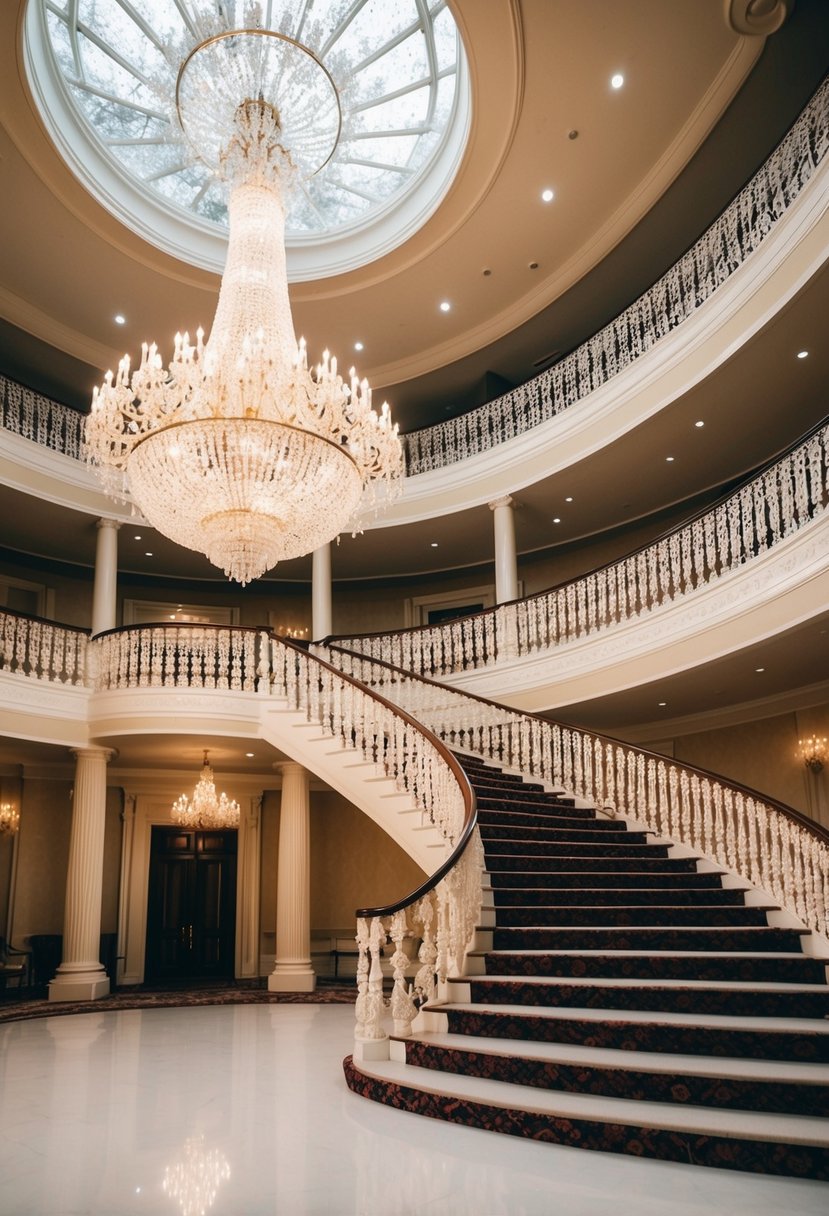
[114,314,126,325]
[799,736,827,774]
[611,73,625,89]
[797,350,809,359]
[541,188,554,202]
[666,456,675,462]
[172,751,240,829]
[84,30,403,586]
[439,300,452,312]
[565,496,573,503]
[695,420,705,428]
[553,517,561,523]
[0,802,20,836]
[354,342,364,352]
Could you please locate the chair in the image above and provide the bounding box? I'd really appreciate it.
[0,935,30,990]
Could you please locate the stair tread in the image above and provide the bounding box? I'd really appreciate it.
[396,1031,829,1085]
[431,1000,829,1034]
[353,1057,829,1145]
[469,949,820,961]
[457,975,829,994]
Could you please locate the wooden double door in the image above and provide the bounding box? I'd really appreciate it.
[145,828,237,982]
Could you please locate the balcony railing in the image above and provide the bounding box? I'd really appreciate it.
[331,416,829,677]
[404,74,829,474]
[0,79,826,481]
[0,606,88,685]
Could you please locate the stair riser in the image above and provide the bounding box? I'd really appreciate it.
[489,871,723,889]
[465,980,829,1019]
[488,842,668,858]
[442,1009,829,1062]
[491,889,747,907]
[491,928,805,952]
[401,1042,829,1118]
[493,907,772,928]
[343,1058,829,1180]
[487,856,696,873]
[482,954,827,983]
[480,809,614,826]
[481,827,647,844]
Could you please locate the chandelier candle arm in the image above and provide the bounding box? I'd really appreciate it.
[84,60,403,586]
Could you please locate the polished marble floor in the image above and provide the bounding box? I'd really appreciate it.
[0,1004,827,1216]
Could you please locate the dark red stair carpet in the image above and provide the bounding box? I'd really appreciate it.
[345,753,829,1179]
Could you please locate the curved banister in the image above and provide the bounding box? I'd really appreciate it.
[323,641,829,938]
[328,414,829,675]
[1,80,827,490]
[403,74,829,474]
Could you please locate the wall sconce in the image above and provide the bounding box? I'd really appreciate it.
[0,802,20,835]
[799,735,827,774]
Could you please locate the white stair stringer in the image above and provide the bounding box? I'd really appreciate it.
[259,700,448,873]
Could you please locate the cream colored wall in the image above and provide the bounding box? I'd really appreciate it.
[642,702,829,828]
[9,776,122,946]
[258,785,426,962]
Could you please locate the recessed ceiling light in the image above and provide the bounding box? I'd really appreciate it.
[565,496,573,503]
[541,188,554,203]
[528,261,539,270]
[552,517,561,524]
[695,420,704,428]
[666,456,675,462]
[245,752,255,758]
[611,73,624,89]
[439,300,451,312]
[114,314,126,325]
[797,350,809,359]
[354,341,364,351]
[755,667,765,673]
[145,552,153,557]
[482,267,492,276]
[658,701,667,707]
[430,542,439,547]
[134,534,142,540]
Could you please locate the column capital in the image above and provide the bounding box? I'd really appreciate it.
[488,495,514,512]
[70,746,117,764]
[275,761,307,780]
[96,517,122,532]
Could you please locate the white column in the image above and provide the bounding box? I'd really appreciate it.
[268,762,315,992]
[237,793,263,978]
[91,518,120,636]
[489,495,518,603]
[49,747,114,1002]
[312,542,333,639]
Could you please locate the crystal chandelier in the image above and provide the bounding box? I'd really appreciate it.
[0,802,20,836]
[84,24,403,586]
[799,735,827,773]
[172,752,240,830]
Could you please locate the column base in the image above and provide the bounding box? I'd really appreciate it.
[49,968,110,1003]
[268,967,316,993]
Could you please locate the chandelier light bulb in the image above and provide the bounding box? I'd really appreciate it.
[84,36,403,585]
[0,802,20,835]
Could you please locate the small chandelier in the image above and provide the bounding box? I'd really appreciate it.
[172,752,240,830]
[799,736,827,774]
[84,23,403,586]
[0,802,20,836]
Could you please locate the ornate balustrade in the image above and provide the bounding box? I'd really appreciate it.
[324,644,829,940]
[1,81,827,486]
[0,606,88,685]
[0,371,84,460]
[92,623,260,691]
[332,417,829,677]
[404,75,829,474]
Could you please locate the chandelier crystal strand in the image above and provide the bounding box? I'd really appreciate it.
[172,752,240,830]
[84,53,403,585]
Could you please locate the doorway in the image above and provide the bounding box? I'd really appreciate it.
[145,827,237,982]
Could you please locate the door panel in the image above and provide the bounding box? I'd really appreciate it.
[145,827,237,982]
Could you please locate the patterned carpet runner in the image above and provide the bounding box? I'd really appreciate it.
[345,753,829,1179]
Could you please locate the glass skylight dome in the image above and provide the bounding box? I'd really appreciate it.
[25,0,469,278]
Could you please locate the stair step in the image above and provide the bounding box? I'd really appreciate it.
[395,1032,829,1116]
[487,840,668,858]
[480,825,647,844]
[490,904,775,928]
[489,870,725,889]
[491,887,748,907]
[473,950,827,984]
[435,1001,829,1062]
[459,976,829,1019]
[344,1055,829,1178]
[491,926,807,952]
[486,854,699,873]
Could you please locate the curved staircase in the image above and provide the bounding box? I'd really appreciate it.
[345,754,829,1179]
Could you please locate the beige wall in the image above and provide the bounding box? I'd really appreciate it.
[640,702,829,827]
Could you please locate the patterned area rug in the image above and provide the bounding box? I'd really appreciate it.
[0,978,357,1024]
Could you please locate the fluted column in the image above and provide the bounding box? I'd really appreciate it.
[49,747,114,1002]
[312,542,333,640]
[91,518,120,636]
[268,762,315,992]
[489,495,518,603]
